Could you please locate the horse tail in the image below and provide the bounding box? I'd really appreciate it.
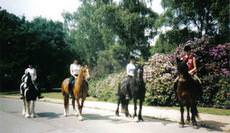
[61,82,65,96]
[121,98,127,111]
[117,82,126,111]
[61,79,68,96]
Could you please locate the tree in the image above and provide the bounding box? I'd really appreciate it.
[161,0,230,42]
[63,0,158,76]
[151,28,198,54]
[0,9,73,90]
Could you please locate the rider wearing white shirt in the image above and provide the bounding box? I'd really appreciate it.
[25,66,37,82]
[125,56,136,99]
[126,61,136,77]
[70,61,81,78]
[69,59,81,97]
[20,64,43,99]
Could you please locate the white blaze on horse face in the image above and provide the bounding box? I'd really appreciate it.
[85,68,90,80]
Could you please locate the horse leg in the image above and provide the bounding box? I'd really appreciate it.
[63,95,69,117]
[76,98,83,121]
[179,104,185,127]
[115,98,120,116]
[72,97,78,116]
[191,104,198,126]
[22,99,26,115]
[133,99,137,118]
[186,105,190,123]
[125,100,131,117]
[80,98,85,115]
[31,101,36,118]
[25,100,30,118]
[138,99,144,121]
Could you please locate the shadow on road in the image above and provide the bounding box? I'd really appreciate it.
[37,112,62,119]
[199,120,228,132]
[82,113,173,125]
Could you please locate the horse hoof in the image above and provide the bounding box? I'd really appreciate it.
[31,114,36,118]
[63,113,67,117]
[78,116,83,121]
[134,117,139,122]
[25,114,30,118]
[193,125,199,129]
[73,111,78,116]
[192,122,198,128]
[179,124,184,128]
[185,120,190,124]
[115,111,119,116]
[179,122,185,128]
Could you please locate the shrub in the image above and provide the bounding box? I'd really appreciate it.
[144,53,177,106]
[213,77,230,108]
[88,72,125,102]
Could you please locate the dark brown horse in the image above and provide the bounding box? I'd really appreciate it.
[61,65,90,120]
[175,58,202,127]
[116,65,146,121]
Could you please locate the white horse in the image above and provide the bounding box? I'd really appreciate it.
[20,73,38,118]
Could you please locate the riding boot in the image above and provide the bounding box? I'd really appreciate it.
[68,83,74,98]
[68,76,75,98]
[70,90,74,98]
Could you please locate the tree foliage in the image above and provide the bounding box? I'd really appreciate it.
[0,9,72,90]
[161,0,230,39]
[63,0,158,76]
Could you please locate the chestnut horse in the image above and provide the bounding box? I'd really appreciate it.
[61,65,90,120]
[175,58,202,127]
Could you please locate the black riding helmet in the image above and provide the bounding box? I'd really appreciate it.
[184,45,191,52]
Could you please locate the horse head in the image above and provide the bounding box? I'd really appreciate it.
[176,57,189,77]
[136,64,144,81]
[24,72,33,87]
[80,65,90,81]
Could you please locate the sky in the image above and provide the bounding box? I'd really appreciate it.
[0,0,164,22]
[0,0,81,21]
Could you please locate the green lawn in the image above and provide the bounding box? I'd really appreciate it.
[0,91,229,116]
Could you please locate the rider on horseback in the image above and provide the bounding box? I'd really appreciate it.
[20,64,43,99]
[174,45,201,88]
[69,59,81,98]
[125,56,136,99]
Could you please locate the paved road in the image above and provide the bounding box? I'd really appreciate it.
[0,98,223,133]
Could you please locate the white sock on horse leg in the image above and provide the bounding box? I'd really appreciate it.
[31,101,36,118]
[63,109,68,117]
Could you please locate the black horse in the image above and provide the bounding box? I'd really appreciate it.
[175,58,202,127]
[115,65,146,121]
[20,73,38,118]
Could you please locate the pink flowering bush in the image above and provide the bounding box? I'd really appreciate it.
[144,37,230,108]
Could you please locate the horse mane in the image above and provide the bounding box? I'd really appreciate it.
[73,66,87,96]
[176,58,193,81]
[25,73,33,87]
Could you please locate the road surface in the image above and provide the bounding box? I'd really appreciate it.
[0,98,222,133]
